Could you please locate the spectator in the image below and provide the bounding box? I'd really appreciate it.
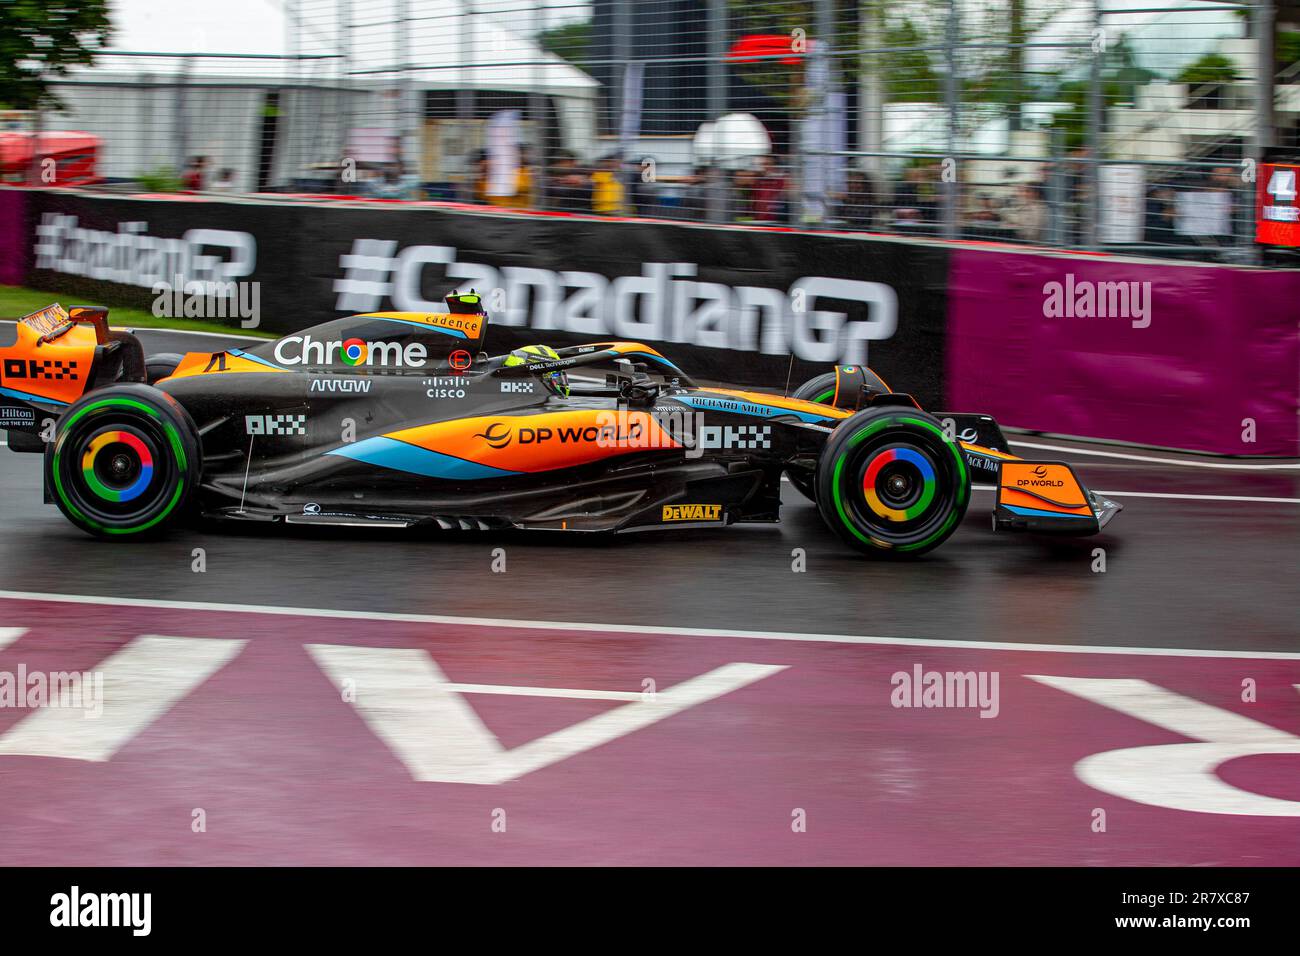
[370,161,421,200]
[547,150,591,212]
[482,146,535,209]
[1003,183,1048,243]
[591,154,627,215]
[470,149,490,203]
[209,168,238,193]
[1208,165,1242,244]
[840,168,882,229]
[1144,185,1178,244]
[750,154,789,224]
[181,155,208,191]
[893,163,939,226]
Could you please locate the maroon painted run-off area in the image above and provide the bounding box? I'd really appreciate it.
[946,247,1300,456]
[0,597,1296,865]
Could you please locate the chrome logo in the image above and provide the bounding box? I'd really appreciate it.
[81,430,154,503]
[338,338,368,366]
[862,447,935,522]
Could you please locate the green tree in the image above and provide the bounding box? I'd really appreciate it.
[538,20,592,68]
[0,1,112,110]
[1175,53,1237,88]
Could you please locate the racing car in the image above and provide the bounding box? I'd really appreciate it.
[1,296,1120,556]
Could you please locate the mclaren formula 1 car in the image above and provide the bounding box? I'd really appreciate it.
[1,296,1120,556]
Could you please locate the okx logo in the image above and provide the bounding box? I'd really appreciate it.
[245,414,306,436]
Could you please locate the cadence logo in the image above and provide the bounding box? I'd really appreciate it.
[333,240,898,364]
[273,334,428,368]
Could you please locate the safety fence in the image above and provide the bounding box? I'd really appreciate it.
[4,1,1299,265]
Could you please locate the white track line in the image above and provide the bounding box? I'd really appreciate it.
[970,485,1300,504]
[0,589,1296,659]
[1009,439,1300,471]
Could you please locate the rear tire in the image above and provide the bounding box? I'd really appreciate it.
[145,352,184,384]
[814,407,969,557]
[45,384,201,538]
[786,368,891,502]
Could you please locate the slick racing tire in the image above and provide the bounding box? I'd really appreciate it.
[145,352,184,385]
[815,407,969,557]
[785,368,891,502]
[45,384,201,538]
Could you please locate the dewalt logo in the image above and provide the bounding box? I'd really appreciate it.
[662,504,722,522]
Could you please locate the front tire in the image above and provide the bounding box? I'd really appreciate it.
[45,384,201,538]
[814,407,969,557]
[786,368,891,502]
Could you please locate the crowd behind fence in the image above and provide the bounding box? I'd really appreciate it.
[5,0,1298,264]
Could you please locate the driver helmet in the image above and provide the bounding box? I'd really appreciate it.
[504,344,569,397]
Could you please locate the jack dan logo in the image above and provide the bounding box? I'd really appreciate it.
[3,358,79,381]
[662,504,722,522]
[245,414,306,436]
[699,424,771,450]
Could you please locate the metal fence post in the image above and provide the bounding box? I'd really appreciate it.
[706,0,727,223]
[1249,0,1276,264]
[1085,0,1103,250]
[942,0,959,240]
[457,0,476,201]
[531,0,547,210]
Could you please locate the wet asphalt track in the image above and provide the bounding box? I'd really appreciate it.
[1,326,1298,865]
[1,327,1295,652]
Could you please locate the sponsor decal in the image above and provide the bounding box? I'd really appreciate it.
[501,381,534,394]
[338,338,368,366]
[957,427,978,442]
[34,212,255,292]
[245,414,306,436]
[3,357,79,381]
[333,241,897,364]
[474,419,650,449]
[303,502,322,515]
[963,451,999,473]
[423,377,466,399]
[309,378,372,393]
[699,424,772,450]
[662,504,722,522]
[1016,465,1064,488]
[274,334,427,368]
[0,405,35,428]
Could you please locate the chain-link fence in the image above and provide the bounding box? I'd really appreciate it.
[6,0,1297,263]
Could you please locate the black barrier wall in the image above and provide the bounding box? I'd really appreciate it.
[23,191,951,405]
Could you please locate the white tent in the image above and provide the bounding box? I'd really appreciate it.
[42,0,599,189]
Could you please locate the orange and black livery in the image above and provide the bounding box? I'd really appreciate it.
[4,291,1119,553]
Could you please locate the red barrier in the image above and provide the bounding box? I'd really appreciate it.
[946,247,1300,456]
